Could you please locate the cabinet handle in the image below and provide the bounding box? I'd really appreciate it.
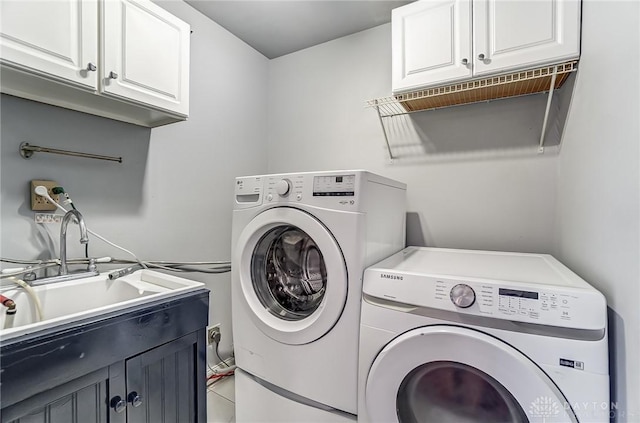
[478,53,486,61]
[110,396,126,413]
[461,58,469,66]
[86,62,97,72]
[128,391,144,407]
[108,71,118,79]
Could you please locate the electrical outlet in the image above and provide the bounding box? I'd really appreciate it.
[30,180,60,211]
[207,324,221,345]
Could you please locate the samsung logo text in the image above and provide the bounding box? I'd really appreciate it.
[380,273,403,281]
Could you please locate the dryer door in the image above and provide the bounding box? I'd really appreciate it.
[236,207,347,345]
[365,326,578,423]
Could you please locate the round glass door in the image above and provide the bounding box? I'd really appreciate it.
[397,361,527,422]
[365,326,577,423]
[235,207,348,345]
[251,225,327,321]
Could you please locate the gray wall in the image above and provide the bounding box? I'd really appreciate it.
[267,23,559,254]
[266,4,639,419]
[556,1,640,419]
[1,0,638,416]
[0,1,269,363]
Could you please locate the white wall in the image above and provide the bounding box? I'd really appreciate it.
[0,0,269,363]
[556,1,640,420]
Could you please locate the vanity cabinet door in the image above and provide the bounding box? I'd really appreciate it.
[124,333,204,423]
[101,0,190,117]
[0,0,98,89]
[1,368,109,423]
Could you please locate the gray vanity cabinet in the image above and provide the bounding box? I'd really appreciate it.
[0,291,208,423]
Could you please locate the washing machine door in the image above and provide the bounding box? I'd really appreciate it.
[365,326,578,423]
[236,207,347,345]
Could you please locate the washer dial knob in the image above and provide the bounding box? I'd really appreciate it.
[450,284,476,308]
[275,179,291,196]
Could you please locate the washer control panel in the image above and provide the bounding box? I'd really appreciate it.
[234,176,263,208]
[274,179,292,196]
[312,174,355,197]
[263,173,359,207]
[265,175,305,203]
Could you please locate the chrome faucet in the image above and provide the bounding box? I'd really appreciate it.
[59,209,89,275]
[28,209,98,286]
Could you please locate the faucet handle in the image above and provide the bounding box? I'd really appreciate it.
[88,258,97,272]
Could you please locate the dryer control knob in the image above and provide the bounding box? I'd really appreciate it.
[275,179,291,196]
[450,284,476,308]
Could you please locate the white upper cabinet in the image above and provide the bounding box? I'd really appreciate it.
[0,0,98,89]
[101,0,189,117]
[473,0,581,77]
[392,0,472,93]
[392,0,581,93]
[0,0,190,127]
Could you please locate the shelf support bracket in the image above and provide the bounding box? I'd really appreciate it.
[538,66,558,154]
[375,103,396,160]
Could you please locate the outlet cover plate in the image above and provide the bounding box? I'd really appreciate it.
[207,324,221,345]
[30,180,59,211]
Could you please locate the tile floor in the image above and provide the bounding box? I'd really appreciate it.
[207,375,236,422]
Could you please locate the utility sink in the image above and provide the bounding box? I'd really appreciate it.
[0,270,205,340]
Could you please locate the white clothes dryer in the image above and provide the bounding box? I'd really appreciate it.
[358,247,610,423]
[232,171,406,420]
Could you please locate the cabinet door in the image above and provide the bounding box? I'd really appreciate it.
[392,0,472,93]
[0,0,98,89]
[101,0,190,116]
[125,334,201,423]
[1,369,109,423]
[473,0,581,76]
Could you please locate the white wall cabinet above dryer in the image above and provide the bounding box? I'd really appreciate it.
[0,0,190,127]
[392,0,581,93]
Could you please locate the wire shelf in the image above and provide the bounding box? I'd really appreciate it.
[367,61,579,159]
[367,61,578,118]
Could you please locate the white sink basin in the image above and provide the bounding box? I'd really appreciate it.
[0,270,205,341]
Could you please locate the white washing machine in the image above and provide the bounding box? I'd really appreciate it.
[358,247,610,423]
[231,170,406,421]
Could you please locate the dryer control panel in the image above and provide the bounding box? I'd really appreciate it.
[436,279,586,323]
[366,273,606,330]
[364,246,608,331]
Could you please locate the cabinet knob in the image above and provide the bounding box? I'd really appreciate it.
[86,62,97,72]
[461,58,469,66]
[110,396,126,413]
[478,53,486,61]
[108,71,118,79]
[128,391,144,407]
